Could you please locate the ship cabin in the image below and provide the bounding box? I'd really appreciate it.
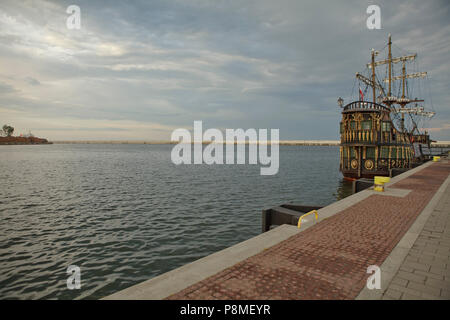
[339,100,414,179]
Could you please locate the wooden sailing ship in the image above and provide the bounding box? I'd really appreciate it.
[338,35,435,179]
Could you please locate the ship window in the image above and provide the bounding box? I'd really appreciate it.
[361,121,371,130]
[366,147,375,159]
[381,146,389,158]
[350,147,356,158]
[350,121,356,130]
[382,122,391,132]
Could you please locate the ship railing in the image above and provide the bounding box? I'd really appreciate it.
[341,130,379,143]
[342,101,390,113]
[342,132,413,145]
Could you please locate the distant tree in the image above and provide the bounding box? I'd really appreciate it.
[2,125,14,137]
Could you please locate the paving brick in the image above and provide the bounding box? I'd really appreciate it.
[428,256,449,266]
[430,266,449,276]
[390,277,408,287]
[399,265,414,273]
[419,292,441,300]
[439,240,450,246]
[441,289,450,299]
[404,256,420,263]
[402,261,431,272]
[407,281,441,296]
[425,278,450,290]
[413,270,444,281]
[401,293,423,300]
[382,283,424,297]
[396,270,426,284]
[427,251,450,260]
[416,256,436,265]
[383,288,402,300]
[436,248,450,256]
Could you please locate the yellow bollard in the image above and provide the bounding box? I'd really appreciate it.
[374,176,390,192]
[297,210,318,229]
[433,156,441,162]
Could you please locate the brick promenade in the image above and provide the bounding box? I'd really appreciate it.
[167,161,450,299]
[382,182,450,300]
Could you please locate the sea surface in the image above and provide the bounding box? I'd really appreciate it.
[0,144,352,299]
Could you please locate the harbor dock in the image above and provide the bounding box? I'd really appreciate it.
[49,140,450,148]
[104,158,450,300]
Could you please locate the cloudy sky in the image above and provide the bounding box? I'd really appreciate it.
[0,0,449,140]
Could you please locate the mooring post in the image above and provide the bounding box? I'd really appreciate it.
[261,209,271,233]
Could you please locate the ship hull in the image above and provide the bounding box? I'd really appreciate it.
[339,101,421,181]
[341,168,390,180]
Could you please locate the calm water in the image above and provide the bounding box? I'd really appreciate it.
[0,144,352,299]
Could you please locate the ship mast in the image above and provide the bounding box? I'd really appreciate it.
[371,49,376,103]
[401,61,406,131]
[363,35,433,134]
[388,34,392,99]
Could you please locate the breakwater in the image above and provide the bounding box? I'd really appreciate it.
[49,140,450,147]
[50,140,341,145]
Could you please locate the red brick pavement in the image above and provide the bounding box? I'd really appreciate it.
[167,162,450,300]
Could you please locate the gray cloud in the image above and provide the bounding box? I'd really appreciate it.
[24,77,41,86]
[0,0,449,140]
[0,81,17,93]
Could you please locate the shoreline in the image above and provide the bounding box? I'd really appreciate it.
[3,139,449,147]
[0,136,52,145]
[50,140,341,146]
[47,140,450,147]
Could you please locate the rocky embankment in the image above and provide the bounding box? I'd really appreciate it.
[0,136,52,145]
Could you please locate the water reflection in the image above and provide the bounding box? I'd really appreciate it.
[333,178,354,200]
[0,144,349,299]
